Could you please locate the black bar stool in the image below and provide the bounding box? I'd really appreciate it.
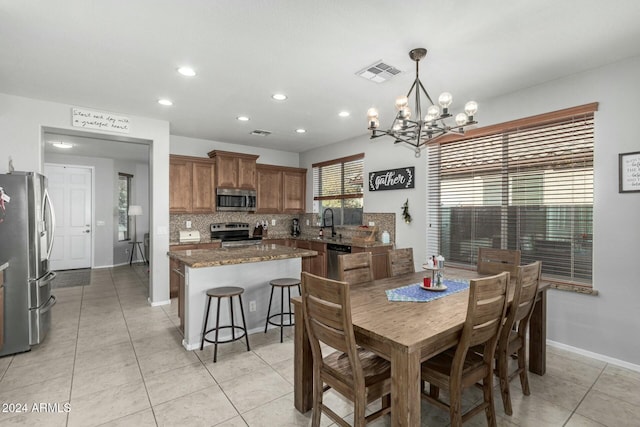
[264,278,301,343]
[200,286,250,363]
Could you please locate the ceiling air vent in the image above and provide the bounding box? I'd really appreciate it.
[356,60,402,83]
[250,129,271,136]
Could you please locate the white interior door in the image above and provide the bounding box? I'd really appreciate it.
[45,164,93,270]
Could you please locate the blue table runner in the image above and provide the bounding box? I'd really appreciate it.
[385,278,470,302]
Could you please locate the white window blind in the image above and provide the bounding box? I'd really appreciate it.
[427,106,595,287]
[312,154,364,226]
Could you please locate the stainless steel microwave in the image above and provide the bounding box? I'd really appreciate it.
[216,188,257,212]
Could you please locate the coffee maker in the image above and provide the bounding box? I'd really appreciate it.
[291,218,301,237]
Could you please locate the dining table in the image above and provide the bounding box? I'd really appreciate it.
[291,266,549,427]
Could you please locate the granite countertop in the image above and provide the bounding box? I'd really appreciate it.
[167,244,317,268]
[169,238,222,246]
[268,235,393,248]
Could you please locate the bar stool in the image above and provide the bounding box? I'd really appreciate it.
[264,278,301,343]
[200,286,250,363]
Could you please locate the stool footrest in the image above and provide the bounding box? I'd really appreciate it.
[266,313,295,328]
[203,325,248,345]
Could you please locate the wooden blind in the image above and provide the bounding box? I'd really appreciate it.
[427,105,596,287]
[313,153,364,200]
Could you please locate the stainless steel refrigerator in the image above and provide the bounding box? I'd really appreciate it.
[0,172,56,357]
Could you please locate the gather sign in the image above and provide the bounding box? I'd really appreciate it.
[368,167,415,191]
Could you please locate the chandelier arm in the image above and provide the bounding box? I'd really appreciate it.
[417,79,435,106]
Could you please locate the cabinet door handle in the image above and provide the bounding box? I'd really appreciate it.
[172,268,185,278]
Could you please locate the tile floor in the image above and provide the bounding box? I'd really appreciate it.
[1,265,639,426]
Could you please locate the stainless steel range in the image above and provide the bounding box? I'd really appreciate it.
[210,222,262,247]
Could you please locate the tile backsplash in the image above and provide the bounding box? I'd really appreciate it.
[170,212,395,243]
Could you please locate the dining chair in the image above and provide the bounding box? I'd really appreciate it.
[494,261,542,415]
[420,272,509,427]
[300,271,392,427]
[477,247,521,276]
[387,248,415,277]
[338,252,374,285]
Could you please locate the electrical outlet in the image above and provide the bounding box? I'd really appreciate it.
[271,219,276,226]
[249,300,257,312]
[186,220,192,228]
[306,219,310,226]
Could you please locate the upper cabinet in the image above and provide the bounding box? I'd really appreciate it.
[169,155,216,213]
[208,150,259,190]
[256,164,306,214]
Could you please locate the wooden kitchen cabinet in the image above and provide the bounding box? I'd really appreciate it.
[208,150,259,190]
[256,165,283,213]
[295,240,326,277]
[169,242,221,299]
[169,157,192,213]
[169,155,216,213]
[256,164,306,214]
[352,245,391,280]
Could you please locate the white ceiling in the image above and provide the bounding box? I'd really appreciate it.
[3,0,640,155]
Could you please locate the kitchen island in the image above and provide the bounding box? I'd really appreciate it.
[168,244,316,350]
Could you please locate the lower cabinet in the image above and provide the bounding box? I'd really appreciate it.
[295,240,327,277]
[352,245,391,280]
[169,242,221,299]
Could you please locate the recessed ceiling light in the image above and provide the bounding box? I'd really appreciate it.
[272,94,288,101]
[177,66,196,77]
[158,99,173,106]
[338,111,350,117]
[237,116,250,121]
[295,128,306,134]
[51,141,73,149]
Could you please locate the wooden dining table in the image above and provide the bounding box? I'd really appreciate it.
[291,267,549,427]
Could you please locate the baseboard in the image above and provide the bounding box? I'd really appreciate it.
[548,339,640,373]
[148,298,171,307]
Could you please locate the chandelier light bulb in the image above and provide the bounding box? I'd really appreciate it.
[367,107,379,119]
[393,121,403,131]
[464,101,478,117]
[395,96,409,110]
[401,106,412,119]
[455,113,468,126]
[438,92,453,108]
[427,105,440,119]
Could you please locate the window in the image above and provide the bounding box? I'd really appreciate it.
[118,173,133,241]
[427,104,597,289]
[312,153,364,226]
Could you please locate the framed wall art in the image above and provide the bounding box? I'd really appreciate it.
[619,151,640,193]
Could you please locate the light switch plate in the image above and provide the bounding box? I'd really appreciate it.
[271,219,276,226]
[186,220,192,228]
[368,221,375,226]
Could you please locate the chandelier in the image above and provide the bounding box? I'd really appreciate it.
[367,48,478,157]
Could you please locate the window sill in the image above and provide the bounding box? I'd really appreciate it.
[546,281,598,296]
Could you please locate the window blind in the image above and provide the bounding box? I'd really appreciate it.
[427,106,595,287]
[312,153,364,200]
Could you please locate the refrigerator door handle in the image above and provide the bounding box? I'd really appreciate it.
[43,188,56,260]
[38,271,57,286]
[40,295,56,314]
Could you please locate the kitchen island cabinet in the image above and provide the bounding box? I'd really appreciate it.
[294,239,326,277]
[169,241,221,299]
[168,244,316,349]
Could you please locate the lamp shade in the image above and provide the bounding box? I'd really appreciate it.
[128,205,143,216]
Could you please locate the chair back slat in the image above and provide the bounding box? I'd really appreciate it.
[387,248,415,277]
[477,248,521,276]
[501,261,542,342]
[458,272,509,357]
[301,272,362,379]
[338,252,374,284]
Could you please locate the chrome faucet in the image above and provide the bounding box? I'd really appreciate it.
[322,208,336,238]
